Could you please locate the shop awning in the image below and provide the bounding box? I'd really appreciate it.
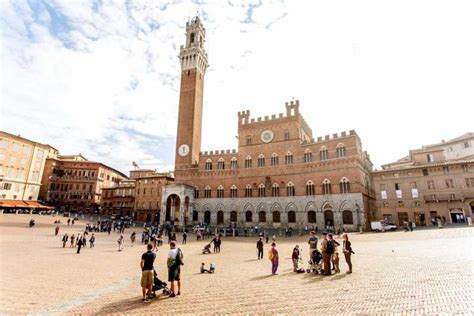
[0,200,55,209]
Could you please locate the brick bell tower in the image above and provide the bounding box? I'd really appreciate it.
[175,16,208,171]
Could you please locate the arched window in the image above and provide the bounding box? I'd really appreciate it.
[245,184,253,197]
[230,157,238,169]
[204,186,211,198]
[258,183,266,197]
[205,159,212,170]
[284,130,290,140]
[230,211,237,222]
[270,153,279,166]
[288,211,296,223]
[271,183,280,197]
[306,180,315,196]
[308,211,316,223]
[217,210,224,224]
[194,187,199,199]
[230,185,238,198]
[272,211,281,223]
[192,210,199,221]
[304,149,313,163]
[257,154,265,167]
[259,211,266,222]
[322,179,332,195]
[246,136,252,145]
[217,158,225,170]
[320,146,329,161]
[336,144,346,158]
[342,210,354,224]
[245,156,252,168]
[190,32,195,43]
[285,151,294,165]
[245,211,252,222]
[340,177,350,194]
[287,182,295,196]
[217,185,224,198]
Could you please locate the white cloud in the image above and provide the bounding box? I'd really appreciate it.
[1,0,473,176]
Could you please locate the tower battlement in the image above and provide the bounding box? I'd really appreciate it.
[238,100,302,126]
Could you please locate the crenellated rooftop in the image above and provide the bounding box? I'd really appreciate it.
[200,149,238,157]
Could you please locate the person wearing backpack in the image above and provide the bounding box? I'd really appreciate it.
[320,233,331,275]
[167,241,183,297]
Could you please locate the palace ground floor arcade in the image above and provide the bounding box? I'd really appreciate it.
[161,184,367,231]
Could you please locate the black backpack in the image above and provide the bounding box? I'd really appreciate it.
[326,240,334,254]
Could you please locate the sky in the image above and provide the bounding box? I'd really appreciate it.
[1,0,473,175]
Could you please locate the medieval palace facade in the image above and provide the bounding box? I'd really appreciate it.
[160,16,376,231]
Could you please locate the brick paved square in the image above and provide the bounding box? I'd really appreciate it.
[0,214,473,315]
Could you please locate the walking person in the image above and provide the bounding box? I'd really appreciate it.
[89,233,95,248]
[62,233,68,248]
[182,231,187,245]
[320,233,331,275]
[292,245,300,272]
[67,218,71,226]
[342,233,354,274]
[140,244,156,302]
[268,242,279,275]
[118,234,124,251]
[256,237,264,259]
[70,234,75,248]
[76,235,83,254]
[167,241,183,297]
[55,225,60,236]
[265,232,269,244]
[130,231,136,247]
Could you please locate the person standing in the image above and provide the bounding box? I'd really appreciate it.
[140,244,156,302]
[292,245,300,272]
[182,231,187,245]
[215,236,221,253]
[308,231,318,258]
[70,234,76,248]
[62,233,68,248]
[268,243,279,275]
[212,235,218,253]
[265,232,269,244]
[256,237,264,259]
[167,241,183,297]
[89,233,95,248]
[76,235,83,254]
[67,218,71,226]
[342,233,353,274]
[55,225,60,236]
[130,231,136,247]
[327,234,340,271]
[320,233,331,275]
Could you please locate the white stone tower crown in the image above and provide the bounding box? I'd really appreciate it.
[179,16,208,74]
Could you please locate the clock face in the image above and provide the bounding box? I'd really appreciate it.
[178,144,190,157]
[261,130,274,143]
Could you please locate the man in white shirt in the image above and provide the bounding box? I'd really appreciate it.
[167,241,182,297]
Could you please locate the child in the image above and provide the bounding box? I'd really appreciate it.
[202,243,211,254]
[333,252,340,273]
[200,262,216,274]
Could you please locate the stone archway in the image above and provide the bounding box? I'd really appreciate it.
[165,194,180,223]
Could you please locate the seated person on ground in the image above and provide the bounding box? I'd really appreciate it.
[202,243,211,254]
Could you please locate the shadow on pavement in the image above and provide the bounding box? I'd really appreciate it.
[96,294,172,315]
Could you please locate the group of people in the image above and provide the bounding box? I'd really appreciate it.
[261,231,354,276]
[140,241,184,303]
[202,234,222,254]
[61,231,96,253]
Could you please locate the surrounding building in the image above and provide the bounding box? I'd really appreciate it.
[0,131,58,202]
[39,154,128,213]
[161,16,376,231]
[101,179,135,217]
[372,133,474,226]
[133,170,174,223]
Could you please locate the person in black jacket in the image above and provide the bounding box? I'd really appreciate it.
[256,237,264,259]
[342,233,354,274]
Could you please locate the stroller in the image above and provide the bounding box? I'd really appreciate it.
[306,249,323,274]
[150,269,171,299]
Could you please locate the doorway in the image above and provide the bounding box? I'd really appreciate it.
[449,209,465,223]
